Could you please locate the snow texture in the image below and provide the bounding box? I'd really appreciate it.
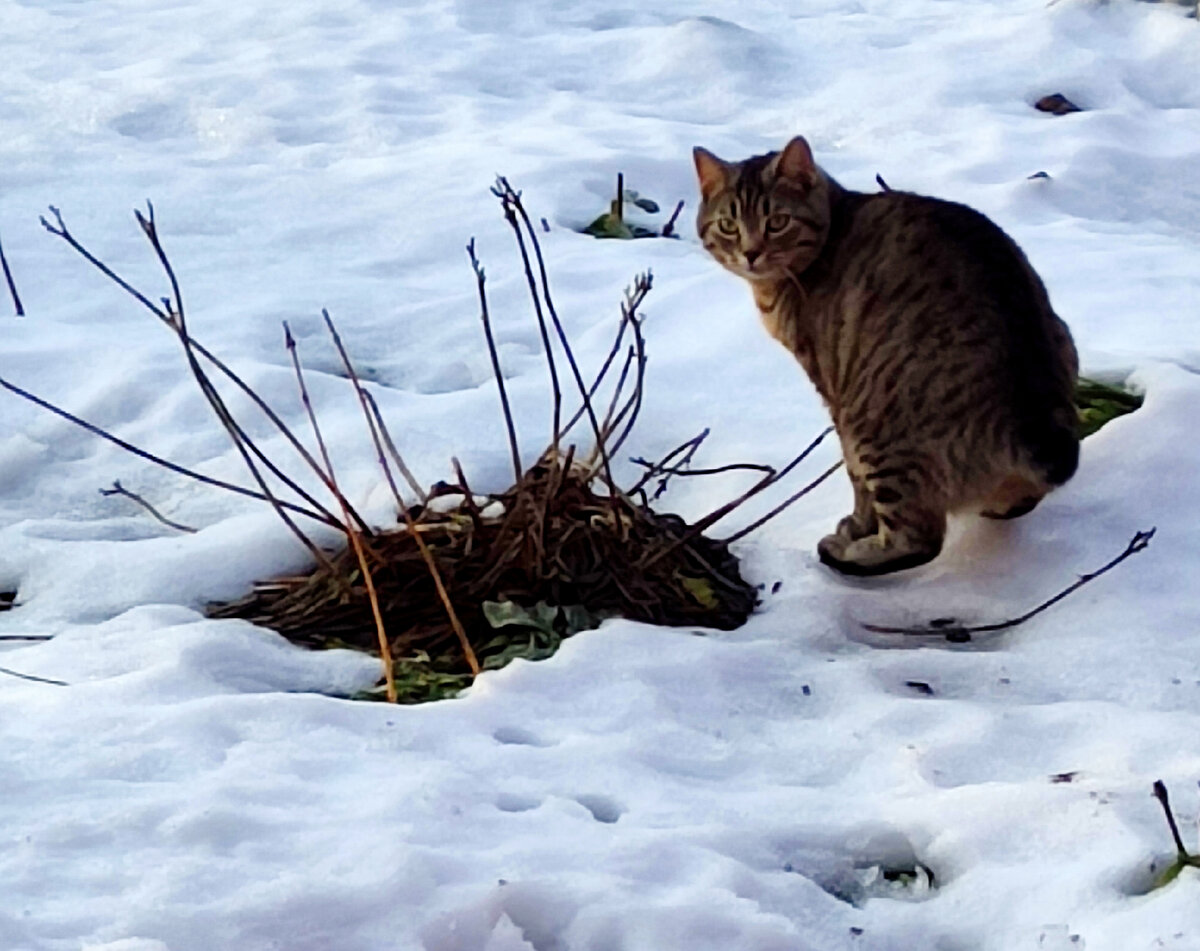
[1,0,1199,949]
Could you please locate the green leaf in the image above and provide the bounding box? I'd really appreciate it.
[1075,377,1142,438]
[583,212,634,240]
[680,575,719,610]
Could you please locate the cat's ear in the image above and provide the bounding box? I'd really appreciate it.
[775,136,818,188]
[693,146,729,199]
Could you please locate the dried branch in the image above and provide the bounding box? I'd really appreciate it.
[0,231,23,316]
[862,528,1157,641]
[133,203,343,573]
[722,460,844,544]
[467,237,522,482]
[0,376,335,524]
[876,174,892,192]
[0,665,67,686]
[100,479,197,533]
[285,322,394,700]
[40,205,367,533]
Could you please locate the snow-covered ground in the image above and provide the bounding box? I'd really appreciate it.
[2,0,1199,948]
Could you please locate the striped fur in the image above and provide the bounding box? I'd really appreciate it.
[694,137,1079,576]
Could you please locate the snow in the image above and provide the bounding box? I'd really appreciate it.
[2,0,1199,948]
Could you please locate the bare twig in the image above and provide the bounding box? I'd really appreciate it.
[0,665,67,686]
[0,635,54,641]
[876,174,892,192]
[286,322,394,701]
[722,460,844,544]
[0,376,335,525]
[629,429,712,496]
[636,460,775,480]
[40,205,366,533]
[134,203,343,573]
[637,426,837,572]
[467,237,522,482]
[0,231,23,316]
[1153,780,1191,860]
[100,480,197,533]
[862,528,1157,641]
[690,426,836,536]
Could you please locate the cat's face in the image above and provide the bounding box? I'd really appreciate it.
[693,136,831,281]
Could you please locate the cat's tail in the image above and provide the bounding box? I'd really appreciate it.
[1026,407,1080,488]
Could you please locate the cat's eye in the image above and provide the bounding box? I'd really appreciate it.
[716,218,739,236]
[765,213,791,234]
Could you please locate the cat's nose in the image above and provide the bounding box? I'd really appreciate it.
[744,247,764,267]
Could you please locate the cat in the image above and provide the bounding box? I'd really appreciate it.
[693,136,1079,576]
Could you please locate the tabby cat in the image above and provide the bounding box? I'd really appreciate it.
[694,136,1079,576]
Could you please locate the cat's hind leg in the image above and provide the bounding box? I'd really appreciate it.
[818,464,946,576]
[833,471,879,542]
[980,473,1046,520]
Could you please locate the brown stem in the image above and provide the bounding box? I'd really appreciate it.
[285,321,395,701]
[722,460,844,544]
[134,203,342,574]
[0,376,335,525]
[100,479,197,533]
[40,205,367,533]
[0,665,67,687]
